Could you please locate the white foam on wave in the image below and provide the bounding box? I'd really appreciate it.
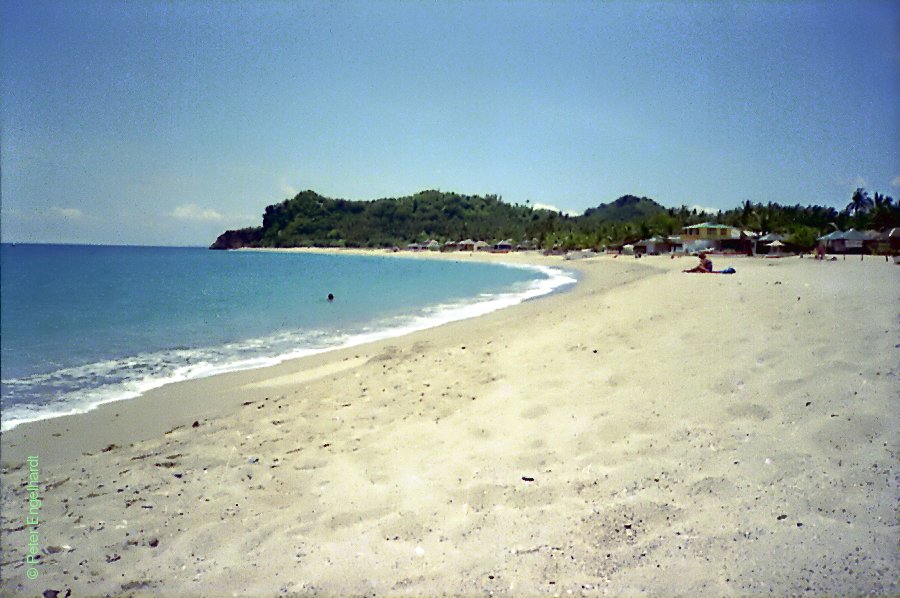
[1,264,575,431]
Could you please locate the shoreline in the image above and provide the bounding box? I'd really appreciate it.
[0,249,576,437]
[0,249,592,464]
[1,251,897,595]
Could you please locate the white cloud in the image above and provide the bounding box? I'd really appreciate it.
[280,178,298,197]
[170,204,225,221]
[689,204,721,215]
[50,206,83,218]
[832,175,870,190]
[890,176,900,187]
[532,202,580,217]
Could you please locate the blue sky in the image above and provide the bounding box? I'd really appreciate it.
[2,1,898,246]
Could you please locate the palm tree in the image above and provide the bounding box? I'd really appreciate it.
[845,188,874,216]
[755,204,773,235]
[872,192,894,211]
[740,199,756,230]
[871,192,899,230]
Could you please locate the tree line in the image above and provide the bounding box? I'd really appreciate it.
[210,188,899,251]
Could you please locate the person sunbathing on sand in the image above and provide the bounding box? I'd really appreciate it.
[683,252,713,273]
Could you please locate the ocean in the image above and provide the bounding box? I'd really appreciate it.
[0,244,575,431]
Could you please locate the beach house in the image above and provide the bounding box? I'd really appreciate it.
[817,229,867,254]
[862,230,892,255]
[681,222,740,252]
[493,240,513,252]
[633,236,682,255]
[756,232,786,255]
[681,222,740,242]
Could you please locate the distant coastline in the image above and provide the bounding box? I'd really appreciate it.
[211,188,900,254]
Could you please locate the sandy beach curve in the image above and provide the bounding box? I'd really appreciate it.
[1,250,897,596]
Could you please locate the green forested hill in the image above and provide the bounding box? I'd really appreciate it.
[212,190,565,249]
[580,195,666,223]
[210,188,899,251]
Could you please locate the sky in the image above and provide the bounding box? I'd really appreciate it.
[1,1,898,246]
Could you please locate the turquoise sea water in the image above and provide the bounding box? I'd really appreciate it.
[0,245,575,430]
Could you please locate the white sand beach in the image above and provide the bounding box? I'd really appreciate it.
[1,251,897,596]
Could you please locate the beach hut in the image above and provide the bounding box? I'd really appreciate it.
[473,240,489,251]
[862,230,890,255]
[516,238,538,251]
[493,239,513,252]
[816,230,841,253]
[817,229,868,254]
[665,236,684,253]
[458,239,476,252]
[758,233,785,242]
[426,240,441,251]
[634,236,680,255]
[633,237,658,255]
[766,240,785,256]
[756,232,785,254]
